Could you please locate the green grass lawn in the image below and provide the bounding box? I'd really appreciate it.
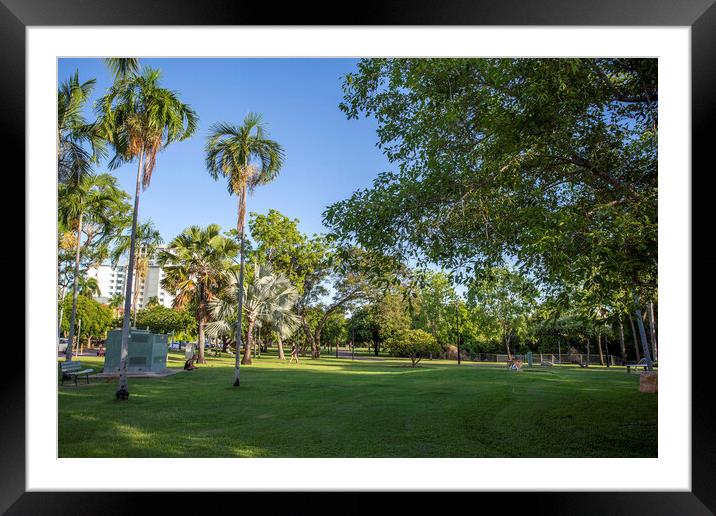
[58,352,657,458]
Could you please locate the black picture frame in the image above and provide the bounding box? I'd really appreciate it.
[4,0,712,513]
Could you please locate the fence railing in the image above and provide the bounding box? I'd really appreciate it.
[461,352,625,366]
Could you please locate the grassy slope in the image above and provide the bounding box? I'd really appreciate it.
[58,352,657,457]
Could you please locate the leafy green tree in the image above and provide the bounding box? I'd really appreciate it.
[467,267,538,359]
[159,224,238,364]
[248,210,370,358]
[360,291,412,355]
[135,304,195,336]
[326,58,657,323]
[321,310,348,353]
[58,173,130,361]
[60,295,114,349]
[410,271,458,346]
[248,210,309,287]
[97,66,197,399]
[384,329,441,367]
[349,305,377,347]
[205,114,285,385]
[299,247,376,358]
[108,293,125,317]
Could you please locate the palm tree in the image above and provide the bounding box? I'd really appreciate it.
[57,71,106,183]
[263,284,300,361]
[78,276,102,298]
[208,263,298,364]
[58,173,128,361]
[103,58,140,80]
[159,225,239,364]
[97,66,197,400]
[111,219,163,325]
[205,113,285,384]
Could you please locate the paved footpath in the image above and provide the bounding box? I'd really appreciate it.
[334,349,383,360]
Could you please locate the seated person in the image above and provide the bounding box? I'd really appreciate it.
[507,358,523,371]
[96,345,105,357]
[184,355,198,370]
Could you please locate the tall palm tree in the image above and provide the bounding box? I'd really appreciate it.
[111,219,163,325]
[57,71,106,183]
[205,113,285,385]
[159,225,239,364]
[103,58,140,81]
[97,66,197,400]
[58,173,128,361]
[207,263,299,364]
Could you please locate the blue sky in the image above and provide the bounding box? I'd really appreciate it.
[58,58,391,243]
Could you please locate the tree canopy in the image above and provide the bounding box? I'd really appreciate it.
[325,58,658,309]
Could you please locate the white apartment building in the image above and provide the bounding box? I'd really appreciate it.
[87,246,175,309]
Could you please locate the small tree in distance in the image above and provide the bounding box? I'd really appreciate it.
[385,329,441,368]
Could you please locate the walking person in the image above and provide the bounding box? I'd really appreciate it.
[289,343,300,365]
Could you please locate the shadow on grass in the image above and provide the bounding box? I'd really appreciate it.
[58,356,656,458]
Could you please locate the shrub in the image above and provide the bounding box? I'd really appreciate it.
[384,329,441,367]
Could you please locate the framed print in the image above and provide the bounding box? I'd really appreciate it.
[4,0,714,513]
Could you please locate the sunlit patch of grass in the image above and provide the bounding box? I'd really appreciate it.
[58,354,657,458]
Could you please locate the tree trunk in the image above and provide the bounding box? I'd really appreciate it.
[312,328,322,359]
[505,334,512,360]
[66,212,84,362]
[196,309,207,364]
[192,285,208,364]
[557,338,561,362]
[633,294,653,371]
[222,337,229,353]
[300,316,317,356]
[648,302,658,362]
[131,247,142,326]
[76,318,82,355]
[604,334,610,367]
[234,206,247,386]
[242,317,255,365]
[629,315,641,362]
[597,332,605,365]
[618,321,626,364]
[277,335,285,360]
[586,337,590,365]
[117,147,145,400]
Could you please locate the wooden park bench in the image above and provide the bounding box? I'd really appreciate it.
[59,360,94,386]
[626,358,649,373]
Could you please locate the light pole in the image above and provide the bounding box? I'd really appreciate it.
[58,285,67,339]
[76,318,82,356]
